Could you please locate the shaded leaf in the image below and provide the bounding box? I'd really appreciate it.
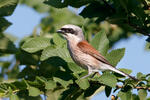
[0,18,11,32]
[44,0,92,8]
[21,37,50,53]
[0,0,18,16]
[90,29,109,55]
[105,86,112,97]
[53,77,73,88]
[0,34,17,53]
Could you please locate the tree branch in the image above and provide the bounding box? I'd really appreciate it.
[116,85,150,91]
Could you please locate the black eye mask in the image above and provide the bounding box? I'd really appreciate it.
[61,28,75,34]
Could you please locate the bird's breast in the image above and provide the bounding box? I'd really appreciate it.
[67,42,99,70]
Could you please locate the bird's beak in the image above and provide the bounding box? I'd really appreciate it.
[57,30,63,33]
[57,29,66,35]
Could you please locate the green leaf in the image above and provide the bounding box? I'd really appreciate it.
[45,80,56,90]
[117,91,132,100]
[53,77,73,88]
[75,78,90,90]
[137,72,146,79]
[44,0,68,8]
[105,86,112,97]
[132,94,140,100]
[96,73,117,87]
[106,48,125,66]
[119,68,132,74]
[0,34,17,53]
[0,18,11,32]
[10,94,19,100]
[0,0,18,17]
[53,33,66,46]
[44,0,92,8]
[67,62,84,73]
[90,29,109,55]
[40,46,71,61]
[138,89,147,100]
[28,86,41,97]
[79,2,112,20]
[21,37,50,53]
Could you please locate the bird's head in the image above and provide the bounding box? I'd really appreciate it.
[57,24,85,42]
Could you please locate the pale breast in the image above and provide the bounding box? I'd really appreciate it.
[67,42,99,70]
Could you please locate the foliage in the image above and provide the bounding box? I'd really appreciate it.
[0,0,150,100]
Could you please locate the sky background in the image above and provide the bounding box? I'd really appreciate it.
[5,5,150,100]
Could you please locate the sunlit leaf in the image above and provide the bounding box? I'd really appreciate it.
[28,86,41,97]
[90,29,109,55]
[138,89,147,100]
[75,78,90,90]
[106,48,125,66]
[21,37,50,53]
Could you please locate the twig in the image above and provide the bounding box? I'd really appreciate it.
[116,85,150,91]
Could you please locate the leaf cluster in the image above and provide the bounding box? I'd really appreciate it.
[0,0,150,100]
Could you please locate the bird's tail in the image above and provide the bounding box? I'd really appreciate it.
[104,65,138,81]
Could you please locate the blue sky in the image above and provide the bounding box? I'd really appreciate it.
[5,5,150,100]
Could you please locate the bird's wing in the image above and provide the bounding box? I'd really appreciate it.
[77,40,112,66]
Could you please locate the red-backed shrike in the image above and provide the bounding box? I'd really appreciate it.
[57,24,137,80]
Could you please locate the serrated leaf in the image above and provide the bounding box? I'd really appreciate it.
[117,91,132,100]
[28,86,41,97]
[90,29,109,55]
[45,80,56,90]
[40,46,71,61]
[96,73,117,87]
[21,37,50,53]
[10,94,19,100]
[105,86,112,97]
[53,77,73,88]
[119,68,132,74]
[138,89,147,100]
[75,78,90,90]
[53,33,66,46]
[106,48,125,66]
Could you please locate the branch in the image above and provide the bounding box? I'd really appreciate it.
[116,85,150,91]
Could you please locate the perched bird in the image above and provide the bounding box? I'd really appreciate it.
[57,24,137,80]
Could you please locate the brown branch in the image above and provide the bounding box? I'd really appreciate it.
[116,85,150,91]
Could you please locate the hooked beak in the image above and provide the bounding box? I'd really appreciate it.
[57,30,63,33]
[57,29,66,35]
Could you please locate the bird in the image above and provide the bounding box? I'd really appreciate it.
[57,24,138,81]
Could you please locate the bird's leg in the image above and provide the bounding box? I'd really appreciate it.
[80,66,93,79]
